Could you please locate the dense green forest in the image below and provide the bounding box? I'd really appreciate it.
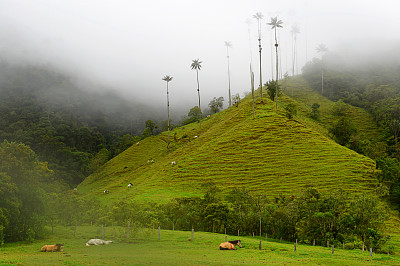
[302,50,400,206]
[0,61,158,185]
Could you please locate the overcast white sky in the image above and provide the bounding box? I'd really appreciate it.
[0,0,399,114]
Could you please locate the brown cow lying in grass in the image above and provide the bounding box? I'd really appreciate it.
[40,243,64,252]
[219,240,242,250]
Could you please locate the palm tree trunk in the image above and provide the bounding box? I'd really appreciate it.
[227,51,232,107]
[258,38,263,102]
[321,68,324,93]
[275,29,279,110]
[167,82,170,152]
[196,69,202,135]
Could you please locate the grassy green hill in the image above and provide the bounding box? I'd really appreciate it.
[78,77,380,204]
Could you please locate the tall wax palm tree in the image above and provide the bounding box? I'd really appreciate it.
[253,12,264,102]
[225,41,232,107]
[291,25,300,76]
[316,43,328,93]
[268,16,283,110]
[191,59,203,135]
[162,75,173,152]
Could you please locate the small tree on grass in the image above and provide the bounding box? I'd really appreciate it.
[284,103,297,119]
[329,117,357,146]
[310,103,321,120]
[266,80,281,102]
[208,97,224,114]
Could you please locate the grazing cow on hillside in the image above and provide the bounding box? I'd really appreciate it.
[171,161,176,166]
[128,183,133,188]
[86,239,113,246]
[40,243,64,252]
[104,190,109,194]
[219,240,242,250]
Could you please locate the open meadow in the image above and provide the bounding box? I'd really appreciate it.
[1,225,399,265]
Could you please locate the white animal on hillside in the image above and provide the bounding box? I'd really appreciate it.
[171,161,176,166]
[86,239,113,246]
[128,183,133,188]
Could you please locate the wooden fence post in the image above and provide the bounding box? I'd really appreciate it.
[327,240,329,248]
[173,223,175,231]
[362,244,365,252]
[294,243,297,252]
[253,232,254,238]
[313,239,315,246]
[158,226,161,240]
[332,245,334,254]
[191,228,194,241]
[126,221,130,239]
[259,240,262,250]
[370,248,372,257]
[296,239,298,245]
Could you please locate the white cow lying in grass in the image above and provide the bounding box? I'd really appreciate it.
[86,239,113,246]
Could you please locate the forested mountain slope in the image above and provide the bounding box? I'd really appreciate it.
[0,61,157,185]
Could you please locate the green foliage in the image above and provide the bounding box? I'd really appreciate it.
[181,106,201,125]
[266,80,281,101]
[0,140,64,243]
[284,103,297,119]
[208,97,224,113]
[310,103,321,120]
[232,94,241,107]
[329,117,357,146]
[144,120,158,136]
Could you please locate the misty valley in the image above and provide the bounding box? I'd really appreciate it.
[1,1,400,264]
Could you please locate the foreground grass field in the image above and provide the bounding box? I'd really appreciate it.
[1,226,398,265]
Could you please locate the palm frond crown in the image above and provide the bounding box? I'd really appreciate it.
[268,17,283,29]
[191,59,202,70]
[162,75,173,82]
[316,43,328,53]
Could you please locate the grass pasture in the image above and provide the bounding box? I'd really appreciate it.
[1,226,399,265]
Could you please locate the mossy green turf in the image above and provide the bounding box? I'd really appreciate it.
[78,77,379,203]
[1,226,399,265]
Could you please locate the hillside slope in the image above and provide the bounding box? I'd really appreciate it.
[78,77,379,203]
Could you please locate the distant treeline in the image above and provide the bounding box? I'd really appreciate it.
[50,183,390,252]
[302,57,400,208]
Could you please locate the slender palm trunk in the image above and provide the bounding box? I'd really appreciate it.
[250,65,255,119]
[292,33,295,76]
[227,48,232,107]
[167,82,170,152]
[196,69,202,135]
[321,68,324,93]
[258,38,263,102]
[274,29,279,110]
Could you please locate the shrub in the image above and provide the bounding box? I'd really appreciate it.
[344,242,355,250]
